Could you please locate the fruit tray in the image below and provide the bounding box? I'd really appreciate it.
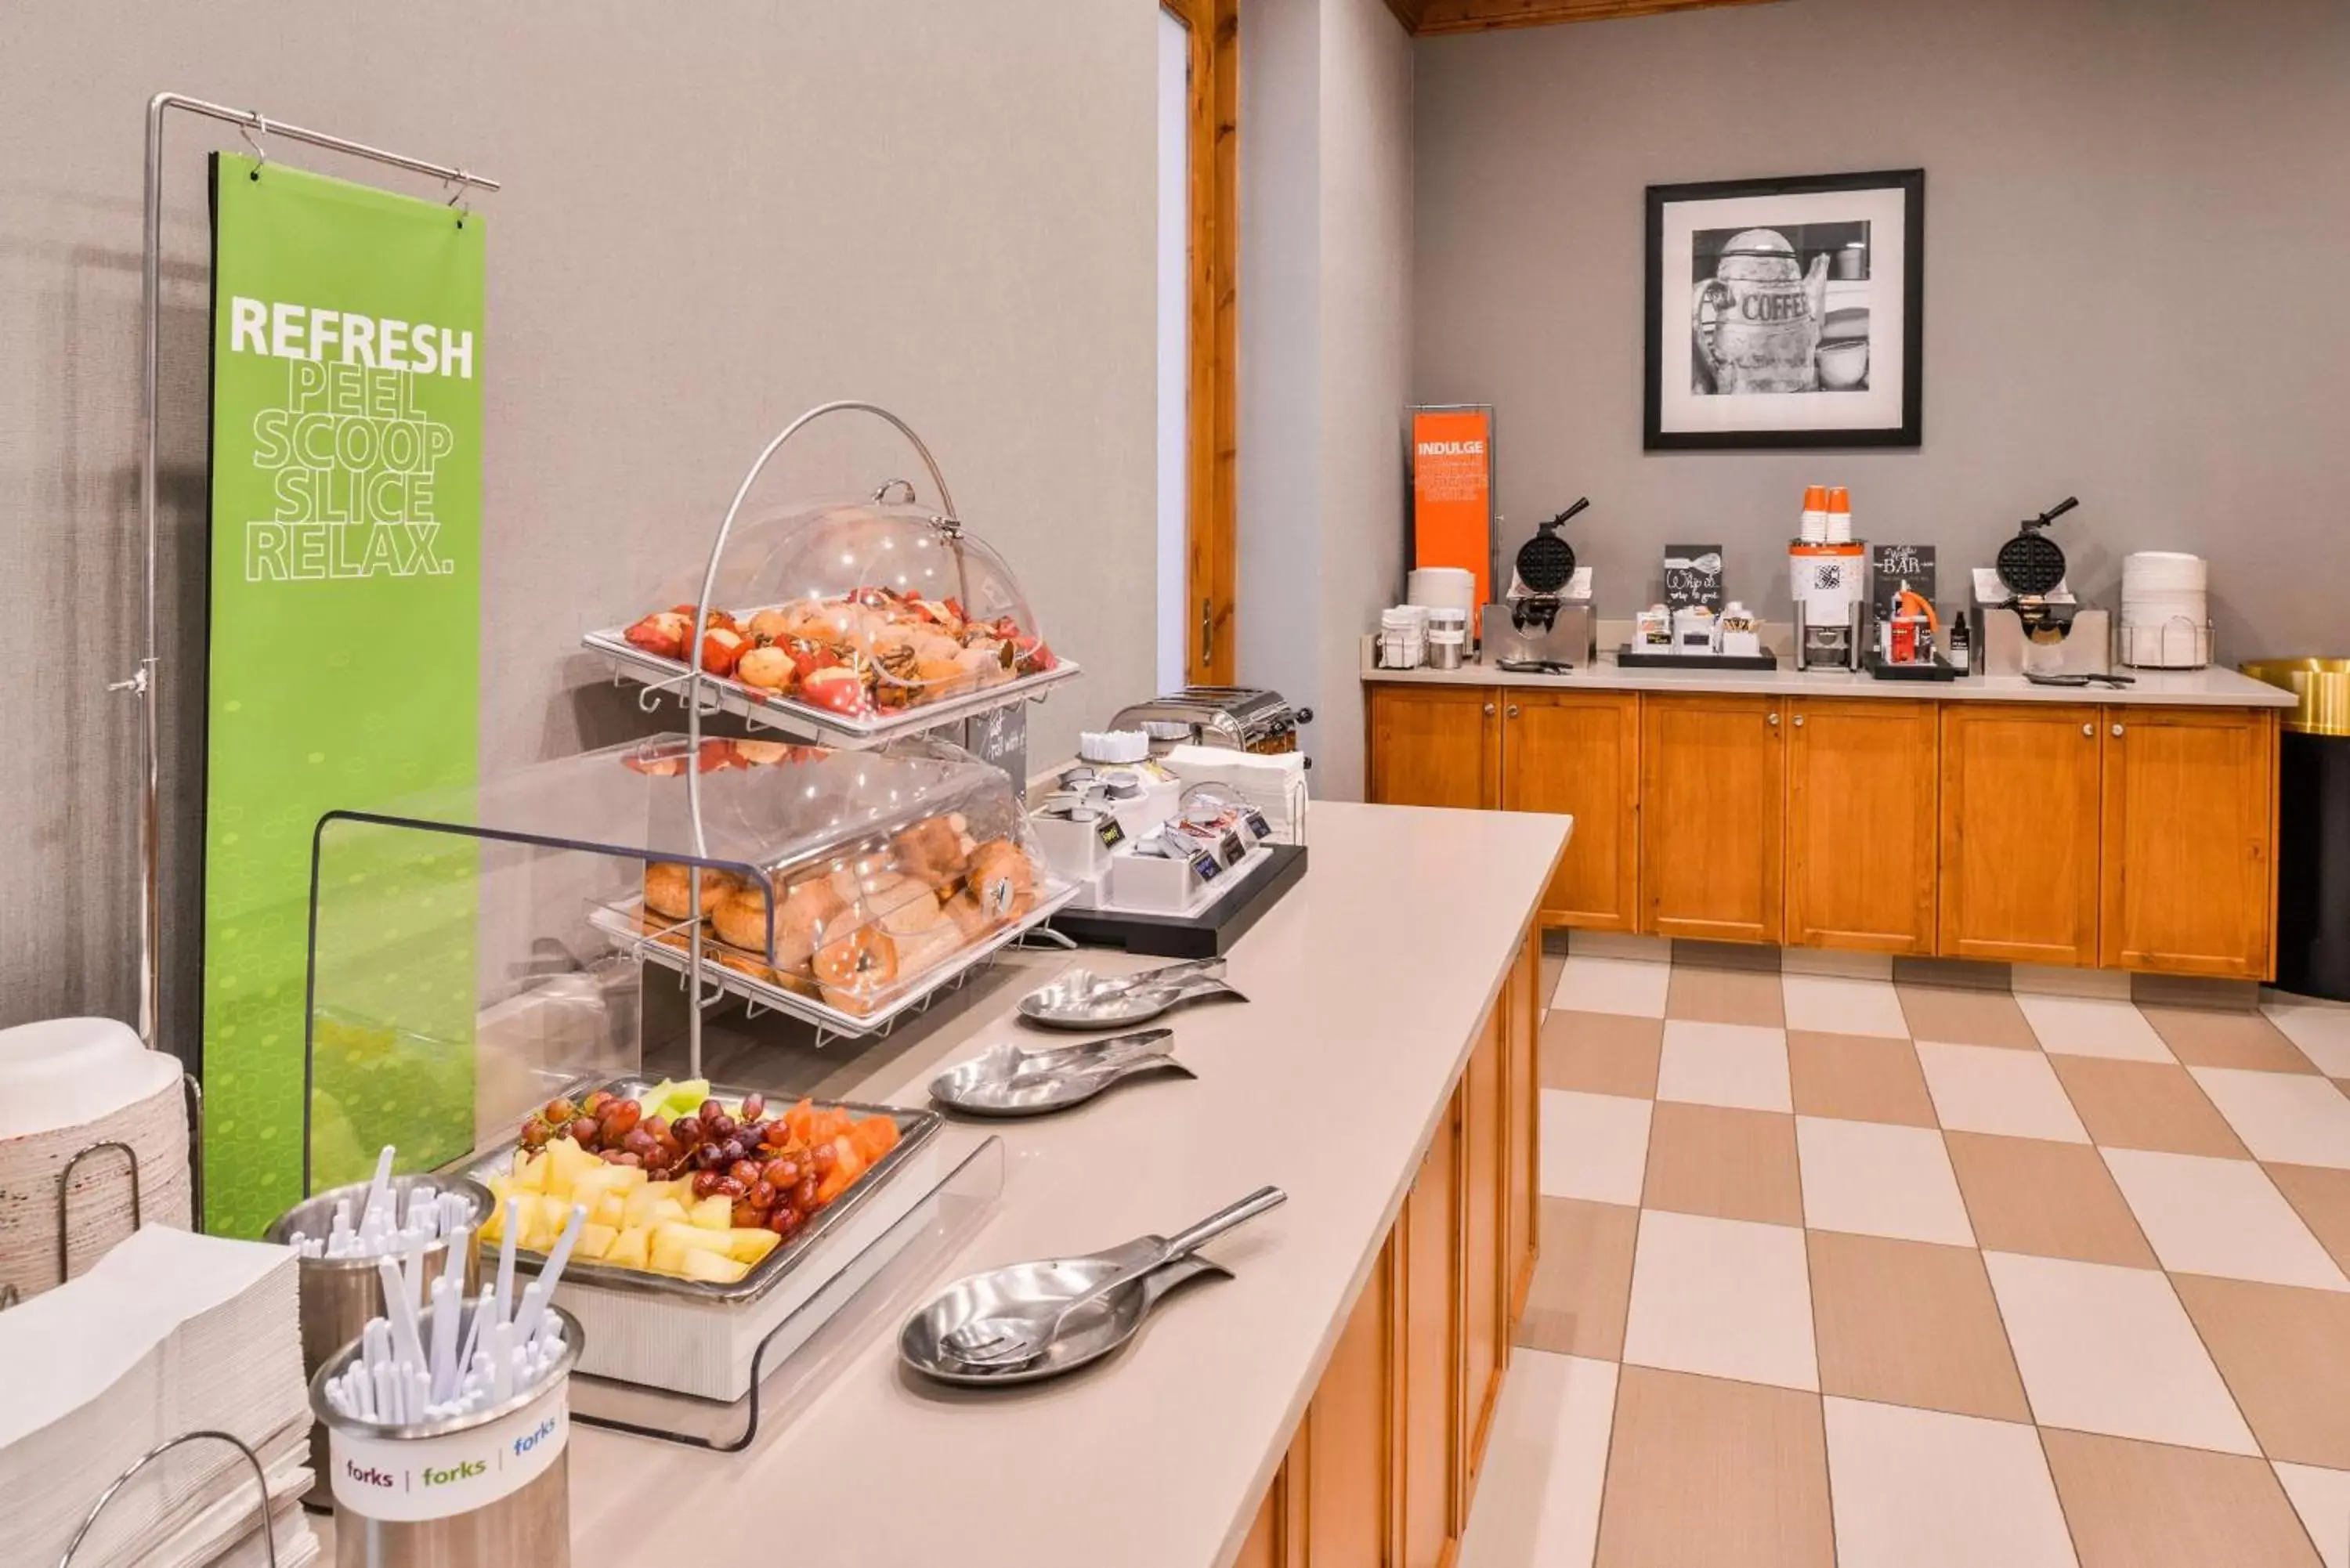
[583,623,1082,750]
[586,880,1081,1039]
[457,1078,940,1306]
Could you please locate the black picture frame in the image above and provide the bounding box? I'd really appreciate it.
[1644,168,1925,451]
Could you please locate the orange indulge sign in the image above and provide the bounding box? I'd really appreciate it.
[1411,408,1493,608]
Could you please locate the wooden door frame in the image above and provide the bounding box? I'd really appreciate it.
[1162,0,1239,685]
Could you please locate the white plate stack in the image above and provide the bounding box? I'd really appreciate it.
[1164,744,1311,845]
[1378,606,1429,670]
[0,1018,195,1302]
[2119,551,2211,667]
[0,1227,319,1567]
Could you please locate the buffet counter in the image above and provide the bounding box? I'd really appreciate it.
[1361,640,2299,709]
[562,801,1571,1568]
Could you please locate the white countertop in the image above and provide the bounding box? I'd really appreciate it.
[1362,644,2295,709]
[563,802,1572,1568]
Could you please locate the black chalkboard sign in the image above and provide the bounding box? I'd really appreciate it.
[963,704,1029,803]
[1662,544,1726,611]
[1870,544,1936,621]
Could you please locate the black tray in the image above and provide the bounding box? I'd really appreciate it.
[1864,652,1962,682]
[1050,844,1308,959]
[1615,645,1778,672]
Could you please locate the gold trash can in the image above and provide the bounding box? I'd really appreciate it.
[2243,659,2350,999]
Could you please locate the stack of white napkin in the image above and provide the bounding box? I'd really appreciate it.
[0,1017,194,1299]
[0,1227,319,1567]
[1163,745,1309,845]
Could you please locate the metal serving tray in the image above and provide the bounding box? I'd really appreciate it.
[586,880,1080,1039]
[455,1075,940,1306]
[583,625,1082,751]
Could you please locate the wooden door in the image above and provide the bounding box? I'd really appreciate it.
[1640,694,1786,943]
[1459,1005,1508,1494]
[1304,1237,1394,1567]
[1784,698,1939,952]
[1397,1093,1462,1568]
[1368,685,1501,810]
[1500,691,1641,930]
[2102,707,2278,978]
[1504,933,1540,1332]
[1937,703,2103,966]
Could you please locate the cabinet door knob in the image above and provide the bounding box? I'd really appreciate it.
[2112,722,2125,737]
[1483,703,1496,717]
[1768,712,1781,727]
[1793,714,1805,728]
[2082,723,2094,736]
[1507,703,1521,718]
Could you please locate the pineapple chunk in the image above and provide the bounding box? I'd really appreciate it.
[605,1226,651,1270]
[620,1179,685,1230]
[602,1165,649,1193]
[688,1194,733,1231]
[588,1193,625,1227]
[544,1137,600,1194]
[679,1248,750,1284]
[725,1227,780,1266]
[577,1223,617,1261]
[649,1221,736,1276]
[512,1151,549,1194]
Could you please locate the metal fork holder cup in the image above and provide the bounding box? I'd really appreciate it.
[308,1300,580,1568]
[265,1175,491,1510]
[2246,659,2350,1001]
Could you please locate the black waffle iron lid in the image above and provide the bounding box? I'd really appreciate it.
[1515,497,1591,597]
[1996,496,2081,598]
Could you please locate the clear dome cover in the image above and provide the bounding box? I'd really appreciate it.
[620,497,1058,725]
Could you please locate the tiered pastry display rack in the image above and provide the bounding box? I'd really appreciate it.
[584,401,1078,750]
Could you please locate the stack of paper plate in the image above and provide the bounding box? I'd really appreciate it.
[0,1018,193,1300]
[2120,551,2211,667]
[0,1227,318,1567]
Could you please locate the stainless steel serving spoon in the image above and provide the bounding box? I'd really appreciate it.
[937,1185,1287,1367]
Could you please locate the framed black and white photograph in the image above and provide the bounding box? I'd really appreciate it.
[1644,168,1924,450]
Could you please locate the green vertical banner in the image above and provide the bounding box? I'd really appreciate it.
[204,152,483,1234]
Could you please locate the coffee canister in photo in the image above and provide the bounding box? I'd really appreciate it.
[309,1301,580,1568]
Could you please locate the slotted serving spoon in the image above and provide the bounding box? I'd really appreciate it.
[935,1186,1286,1367]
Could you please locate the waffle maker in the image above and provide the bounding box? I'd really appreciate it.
[1997,495,2081,641]
[1481,498,1597,669]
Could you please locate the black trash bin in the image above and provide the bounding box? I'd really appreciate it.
[2247,659,2350,1001]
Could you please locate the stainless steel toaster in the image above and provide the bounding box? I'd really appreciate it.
[1106,687,1309,755]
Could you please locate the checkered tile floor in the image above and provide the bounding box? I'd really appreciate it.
[1460,939,2350,1568]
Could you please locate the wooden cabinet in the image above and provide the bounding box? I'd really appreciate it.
[1640,694,1785,943]
[1784,698,1940,953]
[1501,691,1642,930]
[1367,685,1499,810]
[1241,929,1542,1568]
[1459,1000,1508,1496]
[1397,1093,1461,1568]
[1938,703,2104,966]
[2102,707,2278,978]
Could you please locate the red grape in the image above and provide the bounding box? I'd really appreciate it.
[708,1113,738,1141]
[740,1093,767,1123]
[766,1208,799,1237]
[692,1170,722,1198]
[568,1117,600,1147]
[623,1128,657,1156]
[750,1180,776,1209]
[582,1090,613,1117]
[810,1142,837,1175]
[698,1099,725,1126]
[794,1176,820,1209]
[712,1176,747,1199]
[519,1122,550,1151]
[600,1100,642,1137]
[544,1098,577,1124]
[761,1158,799,1188]
[642,1115,669,1141]
[731,1200,764,1228]
[728,1159,761,1185]
[607,1151,644,1168]
[671,1115,703,1144]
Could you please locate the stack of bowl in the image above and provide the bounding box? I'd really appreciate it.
[2119,551,2211,667]
[0,1017,193,1300]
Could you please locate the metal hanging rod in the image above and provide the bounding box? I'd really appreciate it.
[128,93,498,1048]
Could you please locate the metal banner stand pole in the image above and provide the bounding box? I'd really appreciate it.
[122,92,497,1059]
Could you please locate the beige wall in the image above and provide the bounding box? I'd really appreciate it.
[1240,0,1415,799]
[1413,0,2350,651]
[0,2,1156,1043]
